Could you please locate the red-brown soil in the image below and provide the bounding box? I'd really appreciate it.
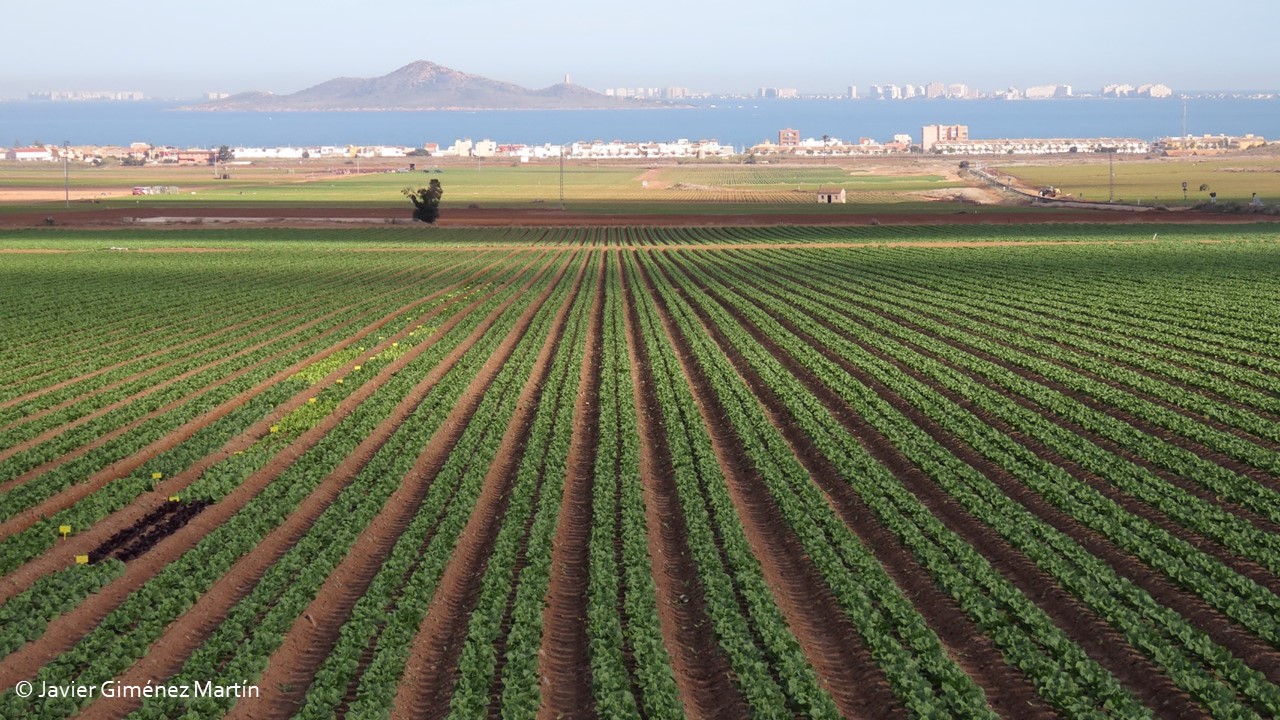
[537,253,605,720]
[390,254,586,720]
[619,252,748,719]
[2,204,1276,230]
[654,254,1058,720]
[228,252,560,720]
[635,253,906,719]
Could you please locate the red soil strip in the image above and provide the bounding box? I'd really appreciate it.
[619,253,748,720]
[390,253,588,720]
[77,253,553,720]
[6,204,1277,230]
[227,252,563,720]
[537,253,605,720]
[635,255,905,720]
[657,256,1057,720]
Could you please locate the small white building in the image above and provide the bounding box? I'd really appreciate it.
[11,147,55,161]
[817,187,847,204]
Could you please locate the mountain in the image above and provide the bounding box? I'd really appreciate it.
[182,61,665,111]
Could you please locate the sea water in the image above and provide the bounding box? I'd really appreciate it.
[1,97,1276,150]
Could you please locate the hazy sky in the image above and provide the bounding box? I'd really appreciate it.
[2,0,1275,97]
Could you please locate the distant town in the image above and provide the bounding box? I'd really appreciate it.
[3,125,1267,165]
[11,81,1280,104]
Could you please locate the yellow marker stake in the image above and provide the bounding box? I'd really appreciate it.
[75,555,89,565]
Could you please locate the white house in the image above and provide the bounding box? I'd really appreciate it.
[11,147,55,161]
[817,187,847,203]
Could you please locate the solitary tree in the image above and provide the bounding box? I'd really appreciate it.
[403,179,443,223]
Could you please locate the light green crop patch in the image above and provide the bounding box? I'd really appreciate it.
[291,346,364,385]
[275,393,341,436]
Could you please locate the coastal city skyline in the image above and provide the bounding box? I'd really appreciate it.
[10,80,1215,104]
[1,0,1275,99]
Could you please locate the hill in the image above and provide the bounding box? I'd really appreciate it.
[182,61,666,111]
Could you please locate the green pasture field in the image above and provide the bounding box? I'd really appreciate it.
[0,159,978,216]
[997,156,1280,206]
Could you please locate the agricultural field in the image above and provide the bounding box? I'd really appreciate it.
[2,223,1280,719]
[0,158,980,217]
[997,156,1280,206]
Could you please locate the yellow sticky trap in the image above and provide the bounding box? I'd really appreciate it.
[59,524,71,537]
[336,378,344,385]
[169,495,180,502]
[308,397,317,404]
[353,365,361,371]
[75,555,89,565]
[151,472,163,480]
[270,425,280,433]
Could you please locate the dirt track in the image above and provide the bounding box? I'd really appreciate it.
[3,204,1277,230]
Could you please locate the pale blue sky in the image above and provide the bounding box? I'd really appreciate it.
[2,0,1275,97]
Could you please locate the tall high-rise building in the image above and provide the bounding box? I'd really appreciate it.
[848,85,858,99]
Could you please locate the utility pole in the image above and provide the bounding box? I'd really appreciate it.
[63,141,70,208]
[1108,148,1115,203]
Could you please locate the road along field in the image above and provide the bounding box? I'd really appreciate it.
[2,224,1280,719]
